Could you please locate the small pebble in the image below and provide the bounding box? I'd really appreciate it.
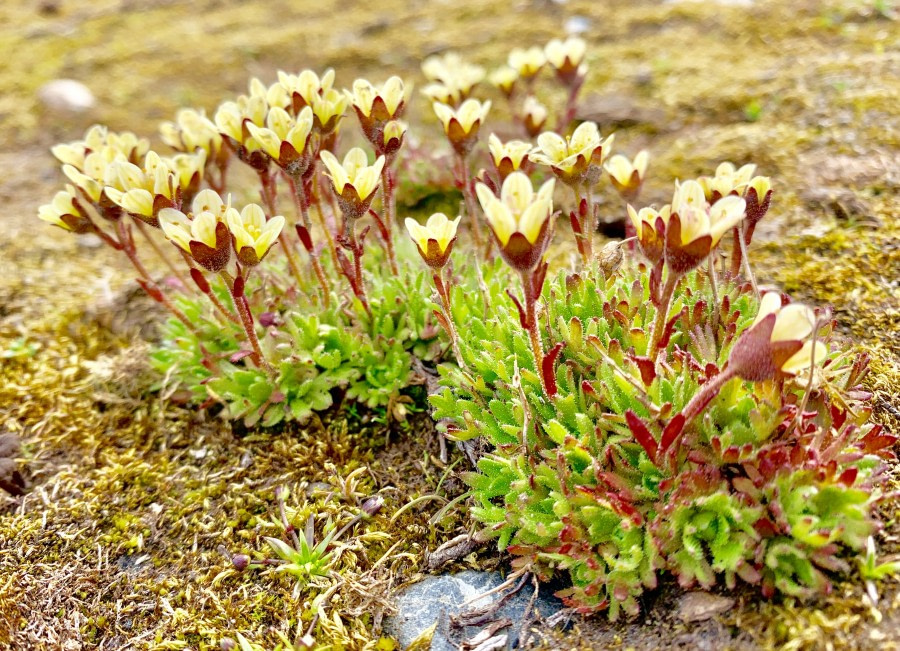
[38,79,95,113]
[677,591,735,623]
[564,15,591,35]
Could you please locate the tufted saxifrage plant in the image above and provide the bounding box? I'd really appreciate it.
[429,166,896,616]
[39,36,894,622]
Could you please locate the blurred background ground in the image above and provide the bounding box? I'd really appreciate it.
[0,0,898,649]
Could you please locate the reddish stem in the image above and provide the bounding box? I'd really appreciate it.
[380,166,399,275]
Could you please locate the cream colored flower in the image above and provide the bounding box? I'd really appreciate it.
[605,150,649,200]
[38,187,92,233]
[158,190,232,271]
[214,89,268,152]
[627,204,670,265]
[245,106,314,169]
[433,99,491,155]
[320,148,385,217]
[310,88,348,132]
[508,46,546,79]
[382,120,407,156]
[349,76,405,121]
[52,125,149,170]
[699,162,757,200]
[421,83,462,106]
[749,292,828,376]
[51,142,89,169]
[226,203,285,266]
[422,52,485,91]
[521,96,548,137]
[103,151,180,222]
[62,163,104,202]
[488,134,532,180]
[544,37,587,83]
[166,150,207,193]
[746,176,771,199]
[476,172,555,271]
[404,213,461,268]
[531,121,614,185]
[671,180,746,247]
[160,209,218,250]
[489,66,519,97]
[277,69,336,111]
[160,108,223,158]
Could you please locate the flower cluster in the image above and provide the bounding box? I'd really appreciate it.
[37,41,891,629]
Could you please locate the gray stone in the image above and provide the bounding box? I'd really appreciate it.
[384,571,565,650]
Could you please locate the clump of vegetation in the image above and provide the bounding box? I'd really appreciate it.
[37,30,895,633]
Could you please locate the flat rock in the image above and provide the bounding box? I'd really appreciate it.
[676,591,735,623]
[383,571,565,650]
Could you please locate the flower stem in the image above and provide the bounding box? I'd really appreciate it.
[133,218,190,289]
[680,367,738,428]
[115,219,198,335]
[380,166,399,275]
[434,271,468,373]
[583,184,595,261]
[258,168,306,293]
[738,226,759,298]
[221,271,275,376]
[521,270,547,396]
[290,176,331,307]
[647,272,680,356]
[310,187,340,269]
[708,252,720,341]
[458,154,483,253]
[556,75,584,133]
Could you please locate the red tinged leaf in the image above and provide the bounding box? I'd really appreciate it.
[295,224,314,251]
[432,309,451,334]
[560,524,578,543]
[190,268,211,294]
[230,350,254,363]
[838,467,858,487]
[233,275,246,298]
[630,355,656,387]
[581,380,598,397]
[754,517,778,538]
[657,307,686,350]
[542,342,565,398]
[505,290,528,329]
[660,413,685,454]
[858,424,898,456]
[625,410,658,464]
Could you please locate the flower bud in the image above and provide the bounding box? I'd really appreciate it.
[362,495,385,517]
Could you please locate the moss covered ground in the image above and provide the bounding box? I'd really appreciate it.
[0,0,898,648]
